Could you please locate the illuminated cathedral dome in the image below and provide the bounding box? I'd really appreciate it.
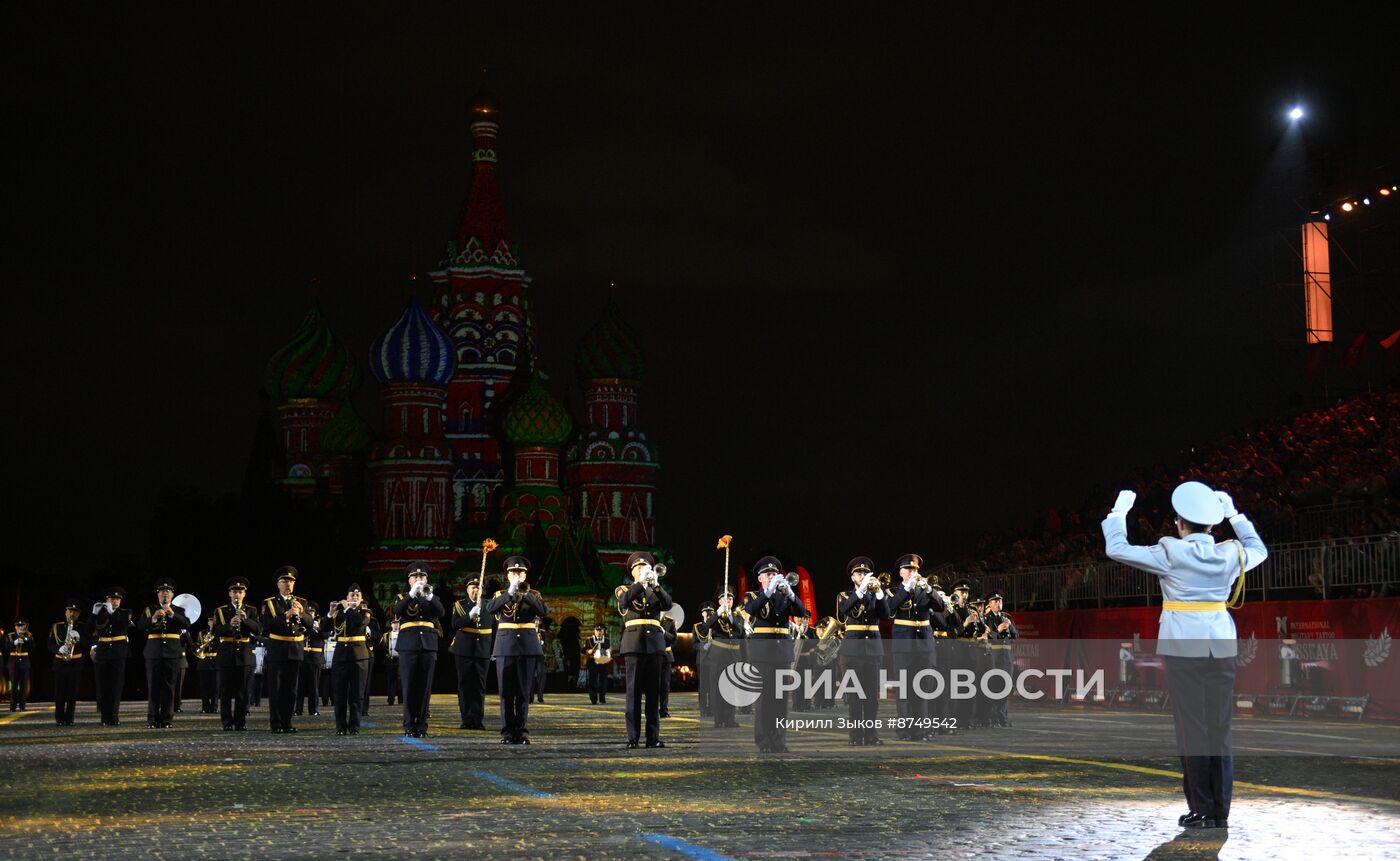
[369,296,456,386]
[575,297,645,382]
[503,375,574,447]
[264,306,360,400]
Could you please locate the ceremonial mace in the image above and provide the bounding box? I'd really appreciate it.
[716,534,733,598]
[477,538,498,612]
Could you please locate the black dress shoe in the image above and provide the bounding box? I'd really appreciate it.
[1181,813,1215,829]
[1178,811,1195,826]
[626,740,640,749]
[235,725,246,731]
[459,722,470,730]
[348,727,359,735]
[336,729,347,736]
[285,726,298,734]
[518,738,531,745]
[659,710,671,718]
[501,738,513,744]
[646,740,666,748]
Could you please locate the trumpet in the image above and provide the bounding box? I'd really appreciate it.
[653,563,668,578]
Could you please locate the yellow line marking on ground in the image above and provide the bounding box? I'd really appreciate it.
[532,702,703,724]
[0,710,37,726]
[996,751,1400,808]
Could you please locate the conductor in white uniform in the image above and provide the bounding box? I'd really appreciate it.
[1102,481,1267,830]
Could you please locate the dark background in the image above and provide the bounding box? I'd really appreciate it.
[4,6,1398,619]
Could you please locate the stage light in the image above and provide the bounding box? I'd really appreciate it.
[1323,214,1331,220]
[1341,202,1353,212]
[1363,197,1371,205]
[1382,188,1392,196]
[1288,106,1304,121]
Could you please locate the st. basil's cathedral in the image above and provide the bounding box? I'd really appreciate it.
[258,92,660,621]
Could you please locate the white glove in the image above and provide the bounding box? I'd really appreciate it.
[1216,490,1239,518]
[1109,490,1136,518]
[875,588,886,600]
[92,602,104,615]
[854,585,867,599]
[764,578,778,597]
[507,579,519,595]
[468,606,481,620]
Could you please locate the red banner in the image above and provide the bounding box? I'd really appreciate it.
[1009,598,1400,719]
[796,565,818,621]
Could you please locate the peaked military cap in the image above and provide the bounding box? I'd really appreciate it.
[753,556,783,576]
[846,556,875,576]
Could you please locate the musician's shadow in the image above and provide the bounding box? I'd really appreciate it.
[1141,829,1229,860]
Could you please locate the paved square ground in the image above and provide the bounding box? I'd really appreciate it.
[0,694,1396,860]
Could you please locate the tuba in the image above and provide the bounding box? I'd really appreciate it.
[813,616,843,666]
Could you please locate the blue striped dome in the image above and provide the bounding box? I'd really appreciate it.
[370,297,457,385]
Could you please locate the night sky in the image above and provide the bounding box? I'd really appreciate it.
[5,6,1398,612]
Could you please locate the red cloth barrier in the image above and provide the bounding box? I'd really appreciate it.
[1009,598,1399,718]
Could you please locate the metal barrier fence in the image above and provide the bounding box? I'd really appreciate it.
[1273,500,1373,541]
[969,532,1400,610]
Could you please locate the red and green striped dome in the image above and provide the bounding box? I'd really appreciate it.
[264,306,360,400]
[503,375,574,447]
[574,298,645,382]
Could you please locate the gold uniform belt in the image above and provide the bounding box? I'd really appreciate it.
[55,653,83,661]
[10,652,30,657]
[497,622,537,630]
[304,647,323,653]
[267,633,305,642]
[337,636,366,643]
[893,619,931,627]
[843,624,880,632]
[709,641,741,650]
[750,626,789,634]
[459,627,493,635]
[1162,601,1227,612]
[218,637,252,643]
[988,644,1012,650]
[147,633,183,639]
[98,636,126,643]
[934,631,948,638]
[400,621,436,630]
[625,618,660,628]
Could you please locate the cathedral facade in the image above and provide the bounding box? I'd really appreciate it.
[259,92,660,611]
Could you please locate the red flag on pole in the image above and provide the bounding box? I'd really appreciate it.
[1381,328,1400,360]
[1343,333,1368,369]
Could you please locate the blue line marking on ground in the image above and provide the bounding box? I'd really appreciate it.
[640,833,734,861]
[470,769,555,799]
[399,734,441,752]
